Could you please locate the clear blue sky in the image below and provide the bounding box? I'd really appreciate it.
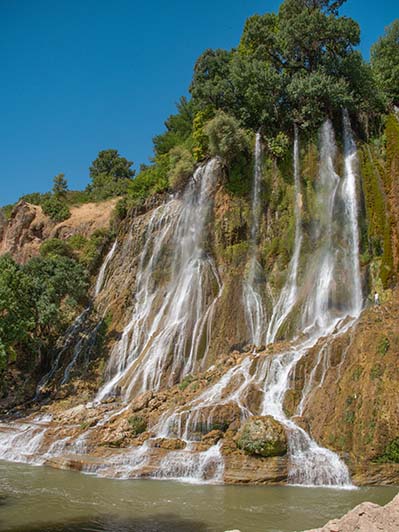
[1,0,397,205]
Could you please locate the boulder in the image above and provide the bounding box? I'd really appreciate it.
[235,415,287,457]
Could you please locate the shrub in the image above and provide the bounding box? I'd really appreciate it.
[42,197,71,222]
[376,438,399,463]
[266,132,290,158]
[128,416,147,435]
[204,111,250,163]
[40,238,74,259]
[179,374,195,391]
[167,146,195,191]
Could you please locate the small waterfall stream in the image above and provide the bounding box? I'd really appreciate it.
[243,132,267,346]
[266,125,303,343]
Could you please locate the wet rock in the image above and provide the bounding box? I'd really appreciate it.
[202,429,224,445]
[187,403,242,434]
[152,438,186,450]
[235,416,288,457]
[130,391,153,412]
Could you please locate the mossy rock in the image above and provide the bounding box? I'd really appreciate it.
[235,415,288,457]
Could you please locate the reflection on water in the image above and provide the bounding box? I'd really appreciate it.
[0,461,397,532]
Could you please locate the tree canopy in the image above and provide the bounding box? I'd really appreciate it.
[371,20,399,107]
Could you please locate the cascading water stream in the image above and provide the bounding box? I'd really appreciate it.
[95,239,118,297]
[342,109,363,316]
[266,125,303,343]
[153,115,363,487]
[243,132,267,346]
[0,117,364,488]
[96,159,223,403]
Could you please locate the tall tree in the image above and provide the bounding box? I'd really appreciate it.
[52,173,68,197]
[371,20,399,107]
[89,149,135,181]
[88,149,135,200]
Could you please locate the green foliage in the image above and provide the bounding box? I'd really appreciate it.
[0,205,14,220]
[128,416,147,435]
[52,173,68,198]
[370,363,383,380]
[88,149,135,200]
[204,111,250,163]
[90,149,134,181]
[125,155,169,207]
[377,337,390,356]
[68,229,111,270]
[376,438,399,463]
[153,97,195,157]
[40,238,74,259]
[42,197,71,223]
[371,20,399,107]
[359,147,387,258]
[192,107,214,161]
[343,410,355,424]
[190,49,235,110]
[167,146,195,191]
[266,132,290,158]
[0,255,36,352]
[179,374,196,391]
[19,192,51,205]
[226,154,252,197]
[0,254,88,370]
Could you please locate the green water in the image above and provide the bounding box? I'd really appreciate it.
[0,461,397,532]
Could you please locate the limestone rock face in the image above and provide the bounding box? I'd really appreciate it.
[235,415,288,457]
[0,199,117,263]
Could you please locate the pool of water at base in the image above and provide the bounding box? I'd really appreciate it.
[0,461,397,532]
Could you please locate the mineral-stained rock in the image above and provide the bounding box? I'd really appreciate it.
[152,438,186,450]
[224,452,288,484]
[235,415,288,457]
[130,391,153,412]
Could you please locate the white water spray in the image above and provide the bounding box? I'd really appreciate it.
[243,133,267,345]
[267,126,303,343]
[97,159,223,402]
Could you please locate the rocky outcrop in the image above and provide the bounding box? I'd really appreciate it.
[304,493,399,532]
[0,199,117,263]
[235,416,287,457]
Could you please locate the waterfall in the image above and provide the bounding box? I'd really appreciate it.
[151,116,363,487]
[95,239,118,297]
[96,159,223,402]
[243,132,266,345]
[0,118,364,488]
[266,126,303,343]
[342,109,363,316]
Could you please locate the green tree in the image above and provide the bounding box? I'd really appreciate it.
[88,149,135,200]
[371,20,399,107]
[0,255,35,358]
[190,49,236,110]
[89,149,135,181]
[153,97,195,157]
[52,173,68,197]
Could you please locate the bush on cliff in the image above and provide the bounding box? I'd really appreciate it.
[42,196,71,223]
